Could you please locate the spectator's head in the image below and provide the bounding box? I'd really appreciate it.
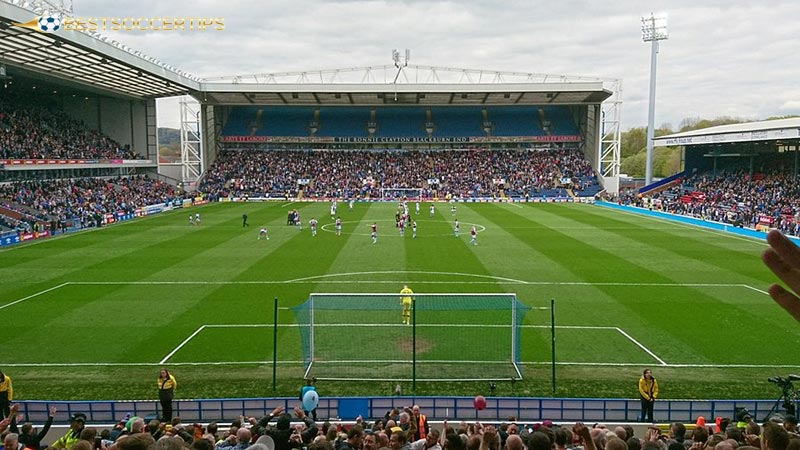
[71,413,87,431]
[445,433,466,450]
[606,437,627,450]
[412,406,421,418]
[725,427,744,444]
[348,426,363,446]
[627,437,642,450]
[4,433,19,450]
[425,429,440,448]
[614,427,628,441]
[80,428,98,442]
[745,423,761,438]
[389,431,407,450]
[527,432,551,450]
[762,422,790,450]
[236,427,251,444]
[118,433,157,450]
[363,432,377,450]
[131,418,146,434]
[554,427,570,448]
[670,423,686,441]
[783,416,798,433]
[276,413,292,431]
[506,435,524,450]
[693,428,709,443]
[377,432,389,449]
[154,436,186,450]
[466,435,481,450]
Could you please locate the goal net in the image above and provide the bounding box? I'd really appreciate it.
[291,293,530,381]
[379,188,424,201]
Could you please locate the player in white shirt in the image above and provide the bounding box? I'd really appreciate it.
[189,214,194,225]
[415,201,420,215]
[309,218,318,236]
[429,204,435,217]
[450,203,457,215]
[195,213,201,225]
[335,217,342,236]
[470,225,478,245]
[412,220,417,239]
[454,219,460,237]
[258,227,269,240]
[330,201,337,218]
[349,198,355,211]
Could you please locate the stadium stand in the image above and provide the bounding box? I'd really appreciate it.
[0,176,180,233]
[0,98,139,160]
[620,170,800,236]
[200,148,598,200]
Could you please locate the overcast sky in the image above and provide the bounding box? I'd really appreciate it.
[73,0,800,131]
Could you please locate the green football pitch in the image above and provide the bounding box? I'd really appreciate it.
[1,201,798,401]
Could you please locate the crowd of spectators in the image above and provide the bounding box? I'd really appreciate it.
[0,176,180,234]
[1,402,798,450]
[0,100,138,160]
[617,170,800,236]
[199,148,598,200]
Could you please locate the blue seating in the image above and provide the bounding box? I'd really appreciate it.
[318,107,371,137]
[374,107,427,138]
[487,107,544,136]
[429,107,482,137]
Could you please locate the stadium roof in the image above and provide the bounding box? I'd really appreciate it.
[0,1,200,99]
[654,117,800,147]
[197,65,613,106]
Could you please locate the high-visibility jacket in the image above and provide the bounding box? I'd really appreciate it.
[0,374,12,401]
[639,377,658,401]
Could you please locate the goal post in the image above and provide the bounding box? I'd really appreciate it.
[379,187,424,201]
[291,293,530,381]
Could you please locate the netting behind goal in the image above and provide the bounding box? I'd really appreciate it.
[291,293,530,381]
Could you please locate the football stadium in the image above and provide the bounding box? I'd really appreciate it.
[2,0,800,444]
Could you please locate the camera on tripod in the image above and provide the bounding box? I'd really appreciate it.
[764,374,800,421]
[768,375,800,389]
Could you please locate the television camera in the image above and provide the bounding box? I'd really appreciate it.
[764,374,800,420]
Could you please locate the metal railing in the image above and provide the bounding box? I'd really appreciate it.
[13,397,782,424]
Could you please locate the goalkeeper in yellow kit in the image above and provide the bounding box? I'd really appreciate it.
[400,285,414,325]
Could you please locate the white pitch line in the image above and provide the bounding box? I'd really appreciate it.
[742,284,770,295]
[615,327,668,366]
[0,282,69,311]
[0,361,305,367]
[66,279,751,288]
[6,360,800,369]
[160,325,205,364]
[284,270,526,284]
[506,202,523,209]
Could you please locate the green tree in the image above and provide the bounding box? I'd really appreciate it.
[621,127,647,158]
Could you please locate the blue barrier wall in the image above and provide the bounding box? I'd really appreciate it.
[596,201,800,244]
[13,397,783,424]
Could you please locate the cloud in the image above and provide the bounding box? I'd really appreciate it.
[74,0,800,131]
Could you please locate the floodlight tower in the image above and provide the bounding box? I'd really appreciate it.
[641,13,668,186]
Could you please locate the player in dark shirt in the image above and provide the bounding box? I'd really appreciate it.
[242,213,249,227]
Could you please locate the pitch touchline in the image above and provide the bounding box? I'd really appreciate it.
[65,281,762,288]
[5,361,800,369]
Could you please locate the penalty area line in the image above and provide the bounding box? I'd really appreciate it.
[615,327,668,366]
[160,325,205,364]
[0,282,69,311]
